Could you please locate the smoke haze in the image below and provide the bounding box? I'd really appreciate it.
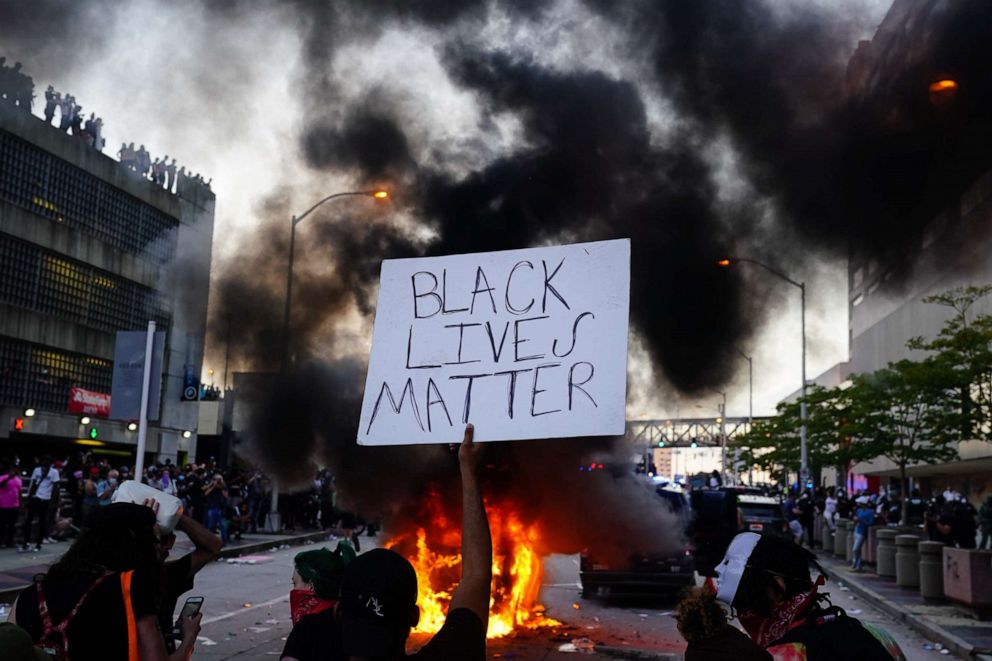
[4,0,990,553]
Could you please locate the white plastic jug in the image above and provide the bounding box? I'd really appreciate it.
[111,480,184,531]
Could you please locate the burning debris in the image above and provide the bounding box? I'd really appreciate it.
[385,489,561,638]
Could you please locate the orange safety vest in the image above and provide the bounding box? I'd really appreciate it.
[120,570,140,661]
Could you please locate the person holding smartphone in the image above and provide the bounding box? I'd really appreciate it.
[157,509,222,653]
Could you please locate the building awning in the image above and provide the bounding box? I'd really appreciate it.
[858,456,992,479]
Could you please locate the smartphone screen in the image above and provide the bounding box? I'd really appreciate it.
[173,597,204,635]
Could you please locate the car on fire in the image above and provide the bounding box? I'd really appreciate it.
[579,485,695,599]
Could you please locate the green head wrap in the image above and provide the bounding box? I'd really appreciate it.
[294,540,357,599]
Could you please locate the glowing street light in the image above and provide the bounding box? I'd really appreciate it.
[282,189,390,370]
[929,79,959,107]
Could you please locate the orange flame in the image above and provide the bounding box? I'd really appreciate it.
[386,491,560,638]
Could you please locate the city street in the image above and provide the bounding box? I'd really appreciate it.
[179,536,941,660]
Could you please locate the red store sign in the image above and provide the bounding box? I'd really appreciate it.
[67,388,112,417]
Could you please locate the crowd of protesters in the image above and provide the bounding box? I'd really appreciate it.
[771,483,988,577]
[0,55,211,198]
[0,57,34,112]
[0,453,370,553]
[116,143,211,195]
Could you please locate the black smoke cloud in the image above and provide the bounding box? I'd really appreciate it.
[210,0,991,553]
[219,0,988,549]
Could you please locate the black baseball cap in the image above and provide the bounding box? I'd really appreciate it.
[339,548,419,657]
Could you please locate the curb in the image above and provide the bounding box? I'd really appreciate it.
[816,553,977,660]
[216,530,340,560]
[0,530,341,603]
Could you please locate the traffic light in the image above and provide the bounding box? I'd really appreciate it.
[14,418,25,431]
[88,427,99,440]
[657,441,665,448]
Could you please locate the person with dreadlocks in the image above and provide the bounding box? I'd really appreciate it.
[678,532,905,660]
[9,501,201,660]
[281,540,357,661]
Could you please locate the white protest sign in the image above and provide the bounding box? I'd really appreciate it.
[358,238,630,445]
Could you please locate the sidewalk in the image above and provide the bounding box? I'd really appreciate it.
[815,550,992,660]
[0,528,340,603]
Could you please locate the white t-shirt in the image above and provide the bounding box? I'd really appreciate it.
[30,467,60,501]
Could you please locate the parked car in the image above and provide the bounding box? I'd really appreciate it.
[580,486,694,599]
[689,489,791,575]
[737,494,789,538]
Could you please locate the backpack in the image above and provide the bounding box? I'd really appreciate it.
[34,571,138,661]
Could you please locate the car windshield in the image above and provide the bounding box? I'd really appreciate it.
[740,504,782,519]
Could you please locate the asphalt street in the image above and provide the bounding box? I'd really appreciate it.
[177,535,947,660]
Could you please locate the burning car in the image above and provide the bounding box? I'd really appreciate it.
[579,485,694,599]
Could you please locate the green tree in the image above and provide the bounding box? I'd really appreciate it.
[909,285,992,441]
[733,416,796,484]
[845,358,960,522]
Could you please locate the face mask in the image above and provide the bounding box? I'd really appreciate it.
[715,532,761,607]
[289,589,335,625]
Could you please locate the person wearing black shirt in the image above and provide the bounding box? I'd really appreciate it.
[331,424,491,661]
[158,512,222,652]
[10,502,201,660]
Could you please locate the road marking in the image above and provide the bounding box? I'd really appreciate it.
[196,636,217,646]
[543,582,582,588]
[201,594,289,625]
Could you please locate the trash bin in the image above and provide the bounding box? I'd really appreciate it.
[834,519,848,557]
[876,529,898,578]
[895,534,920,587]
[919,541,944,600]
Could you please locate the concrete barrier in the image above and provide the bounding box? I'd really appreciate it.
[834,519,848,557]
[865,525,880,565]
[821,520,834,554]
[876,528,898,578]
[895,534,920,587]
[943,547,992,610]
[919,541,944,600]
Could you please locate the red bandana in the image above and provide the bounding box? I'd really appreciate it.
[738,576,825,648]
[289,589,336,625]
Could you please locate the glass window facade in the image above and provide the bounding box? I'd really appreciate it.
[0,128,179,262]
[0,232,170,333]
[0,336,112,411]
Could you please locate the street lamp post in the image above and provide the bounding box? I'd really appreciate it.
[267,189,387,533]
[281,190,388,370]
[736,348,753,485]
[709,388,728,482]
[719,257,808,486]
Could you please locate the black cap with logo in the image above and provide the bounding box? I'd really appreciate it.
[339,548,420,657]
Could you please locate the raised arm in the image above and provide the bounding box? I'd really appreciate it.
[176,513,223,574]
[448,424,493,630]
